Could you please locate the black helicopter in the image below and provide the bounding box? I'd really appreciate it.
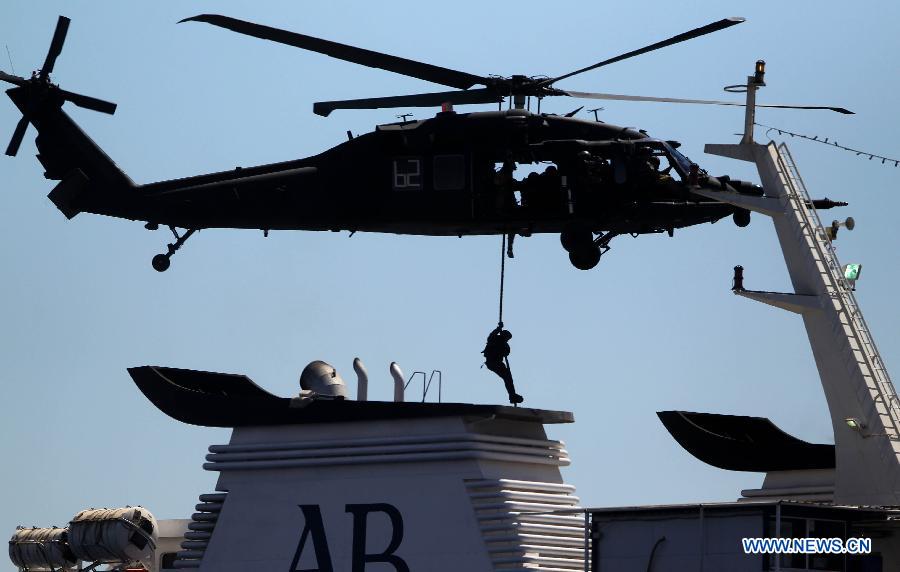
[2,15,850,272]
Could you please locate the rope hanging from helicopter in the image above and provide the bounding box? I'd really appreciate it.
[757,122,900,167]
[498,233,507,328]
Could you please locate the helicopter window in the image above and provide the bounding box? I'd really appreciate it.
[653,153,679,179]
[433,154,466,191]
[632,150,683,183]
[393,158,422,190]
[662,145,693,180]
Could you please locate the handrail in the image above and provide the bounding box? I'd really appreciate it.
[424,370,442,403]
[405,370,443,402]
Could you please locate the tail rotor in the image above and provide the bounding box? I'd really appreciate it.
[2,16,117,157]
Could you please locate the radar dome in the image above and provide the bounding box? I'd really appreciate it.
[299,360,348,398]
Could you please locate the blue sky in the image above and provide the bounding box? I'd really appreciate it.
[2,0,899,559]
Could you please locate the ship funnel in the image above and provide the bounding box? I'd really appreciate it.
[299,360,348,399]
[390,361,405,402]
[353,357,368,401]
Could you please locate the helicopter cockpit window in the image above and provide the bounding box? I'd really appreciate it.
[393,158,422,190]
[653,152,681,181]
[630,149,684,184]
[662,145,693,180]
[433,154,466,191]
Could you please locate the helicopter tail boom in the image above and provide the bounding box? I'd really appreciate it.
[6,86,137,219]
[3,15,135,220]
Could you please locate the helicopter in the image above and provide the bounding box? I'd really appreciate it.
[2,15,851,272]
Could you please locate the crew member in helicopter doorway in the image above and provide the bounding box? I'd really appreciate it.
[483,325,524,405]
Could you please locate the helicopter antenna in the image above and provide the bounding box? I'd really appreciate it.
[5,45,15,75]
[396,113,413,122]
[588,107,604,121]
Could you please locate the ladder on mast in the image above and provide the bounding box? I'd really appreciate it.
[699,62,900,505]
[773,144,900,441]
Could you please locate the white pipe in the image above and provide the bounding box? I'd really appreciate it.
[353,357,368,402]
[390,362,405,402]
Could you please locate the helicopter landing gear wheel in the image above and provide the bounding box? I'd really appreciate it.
[151,254,171,272]
[569,245,602,270]
[733,209,751,228]
[151,227,197,272]
[560,227,593,252]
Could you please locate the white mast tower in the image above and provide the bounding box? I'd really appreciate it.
[697,62,900,506]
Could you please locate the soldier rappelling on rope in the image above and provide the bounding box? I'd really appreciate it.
[483,323,523,405]
[483,233,524,405]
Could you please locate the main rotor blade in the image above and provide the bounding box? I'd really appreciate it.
[41,15,71,78]
[181,14,488,90]
[6,115,30,156]
[59,89,117,114]
[563,90,854,114]
[0,71,28,87]
[313,88,502,116]
[541,17,745,87]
